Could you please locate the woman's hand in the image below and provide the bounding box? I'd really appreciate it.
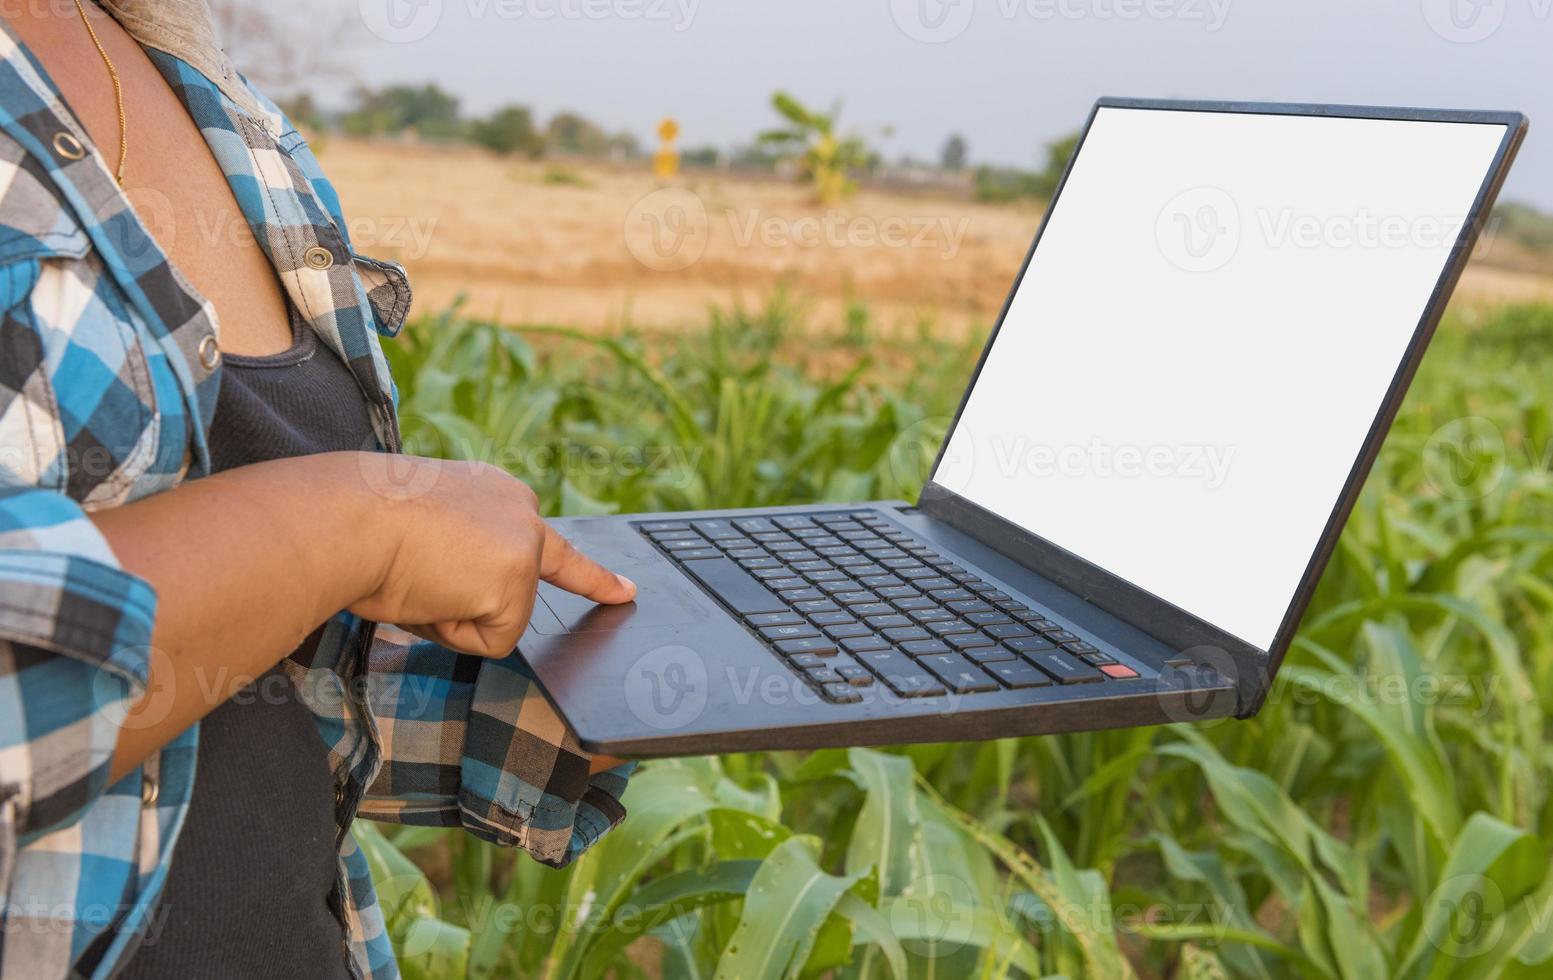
[352,454,636,657]
[97,451,635,779]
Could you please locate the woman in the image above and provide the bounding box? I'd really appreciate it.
[0,2,636,977]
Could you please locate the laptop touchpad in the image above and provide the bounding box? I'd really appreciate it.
[531,580,707,634]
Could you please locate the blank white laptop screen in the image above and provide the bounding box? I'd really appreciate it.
[933,106,1506,650]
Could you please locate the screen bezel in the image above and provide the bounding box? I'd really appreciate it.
[917,97,1527,714]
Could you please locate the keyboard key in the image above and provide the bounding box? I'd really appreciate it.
[927,620,975,637]
[841,635,891,654]
[726,547,766,560]
[818,580,863,594]
[832,554,871,567]
[966,611,1012,626]
[882,626,931,643]
[864,614,912,629]
[734,517,778,533]
[1024,649,1103,684]
[810,611,857,627]
[641,521,690,532]
[1062,641,1099,655]
[807,666,843,683]
[860,575,903,588]
[749,566,789,579]
[914,577,955,591]
[836,665,875,687]
[900,639,951,657]
[919,654,998,693]
[1004,636,1056,654]
[894,596,937,611]
[779,588,824,602]
[896,567,939,581]
[767,578,807,591]
[1046,631,1081,644]
[675,548,722,561]
[791,560,830,573]
[929,588,973,602]
[824,623,872,640]
[806,569,849,582]
[882,672,947,698]
[651,529,701,541]
[876,585,919,600]
[692,520,743,539]
[910,607,954,623]
[984,624,1033,639]
[1100,663,1139,679]
[681,557,787,614]
[822,682,863,704]
[946,632,995,650]
[774,515,816,529]
[740,557,783,570]
[746,612,803,627]
[835,592,879,605]
[761,624,819,641]
[849,603,893,618]
[794,599,841,615]
[947,600,993,614]
[777,639,838,659]
[964,645,1017,664]
[989,662,1053,689]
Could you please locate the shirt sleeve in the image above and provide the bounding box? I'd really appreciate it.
[356,625,633,868]
[0,487,157,857]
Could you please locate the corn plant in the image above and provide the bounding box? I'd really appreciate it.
[372,298,1553,979]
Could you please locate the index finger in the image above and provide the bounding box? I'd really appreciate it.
[539,521,637,604]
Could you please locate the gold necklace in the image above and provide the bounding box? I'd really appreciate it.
[71,0,127,184]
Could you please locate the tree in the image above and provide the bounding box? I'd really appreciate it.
[1034,131,1081,196]
[546,112,609,156]
[941,133,969,172]
[470,106,545,157]
[757,92,875,205]
[206,0,354,97]
[340,84,463,141]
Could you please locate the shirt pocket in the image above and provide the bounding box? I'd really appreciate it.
[0,153,164,506]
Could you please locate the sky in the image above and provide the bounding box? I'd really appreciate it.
[314,0,1551,207]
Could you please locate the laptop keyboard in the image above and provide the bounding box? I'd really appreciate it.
[636,511,1140,704]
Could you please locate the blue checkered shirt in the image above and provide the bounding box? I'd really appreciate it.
[0,5,632,978]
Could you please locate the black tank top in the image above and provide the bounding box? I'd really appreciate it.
[121,312,377,979]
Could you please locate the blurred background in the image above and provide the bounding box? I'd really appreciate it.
[222,3,1553,978]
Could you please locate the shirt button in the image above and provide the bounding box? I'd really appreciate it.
[197,334,221,370]
[303,245,335,271]
[52,131,86,161]
[141,775,159,806]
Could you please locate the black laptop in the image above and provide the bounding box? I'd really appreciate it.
[517,98,1526,757]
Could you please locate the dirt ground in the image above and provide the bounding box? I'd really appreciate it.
[320,138,1553,335]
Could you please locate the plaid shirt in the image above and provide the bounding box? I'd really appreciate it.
[0,4,632,978]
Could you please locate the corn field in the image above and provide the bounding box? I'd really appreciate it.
[362,297,1553,979]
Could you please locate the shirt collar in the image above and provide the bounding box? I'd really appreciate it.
[98,0,271,126]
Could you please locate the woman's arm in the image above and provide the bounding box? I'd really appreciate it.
[94,451,634,782]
